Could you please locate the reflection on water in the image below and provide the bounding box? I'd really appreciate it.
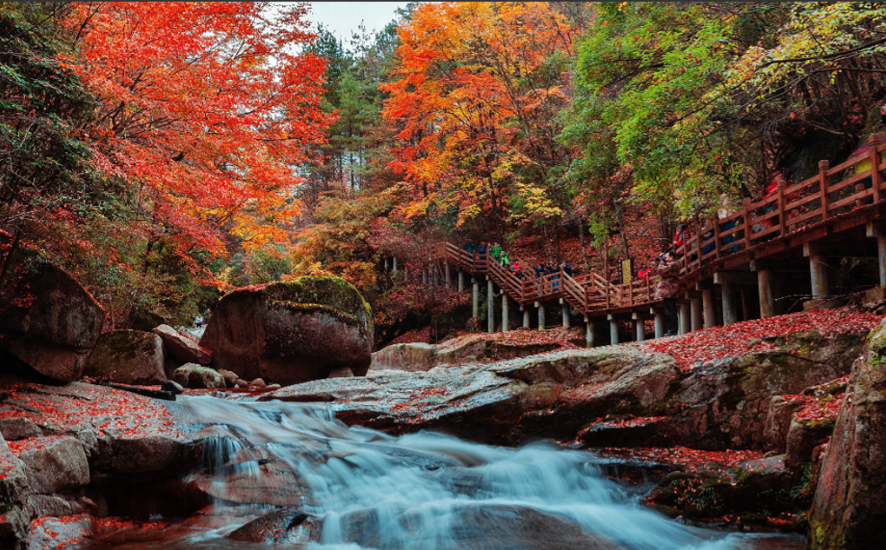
[82,396,806,550]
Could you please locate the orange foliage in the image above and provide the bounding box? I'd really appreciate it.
[382,2,577,232]
[62,2,334,262]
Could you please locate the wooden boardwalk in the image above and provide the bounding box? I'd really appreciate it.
[414,135,886,343]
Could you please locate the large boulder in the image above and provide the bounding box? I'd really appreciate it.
[173,363,225,389]
[809,318,886,549]
[200,277,373,385]
[0,236,104,383]
[152,324,211,365]
[84,330,166,385]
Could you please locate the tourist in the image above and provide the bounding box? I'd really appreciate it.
[701,223,715,257]
[490,241,502,263]
[550,261,561,291]
[466,240,475,255]
[654,251,681,336]
[513,261,523,279]
[500,249,510,267]
[477,241,488,261]
[564,261,573,277]
[673,224,690,257]
[718,193,739,254]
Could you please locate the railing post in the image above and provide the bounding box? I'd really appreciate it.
[742,198,752,247]
[871,134,883,203]
[776,182,786,236]
[819,160,830,220]
[856,184,867,208]
[713,216,722,259]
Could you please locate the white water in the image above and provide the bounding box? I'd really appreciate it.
[170,396,798,550]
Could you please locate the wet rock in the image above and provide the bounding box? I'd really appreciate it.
[27,494,97,518]
[0,236,104,383]
[809,318,886,549]
[250,378,266,388]
[84,330,166,385]
[27,514,95,550]
[217,369,239,387]
[647,456,795,527]
[0,418,41,441]
[152,324,211,365]
[161,380,184,395]
[15,437,89,495]
[173,363,225,389]
[200,277,373,385]
[227,507,319,544]
[371,342,436,371]
[0,434,33,550]
[334,503,622,550]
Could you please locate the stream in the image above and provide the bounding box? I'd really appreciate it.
[82,396,805,550]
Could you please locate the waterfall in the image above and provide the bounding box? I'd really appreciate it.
[91,396,803,550]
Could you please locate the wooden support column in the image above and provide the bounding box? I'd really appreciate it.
[487,278,495,332]
[691,297,703,332]
[702,289,716,328]
[654,309,665,338]
[422,269,428,284]
[867,221,886,286]
[502,294,509,332]
[458,270,465,293]
[536,302,546,330]
[678,303,691,335]
[523,308,530,329]
[722,281,738,325]
[384,257,389,271]
[809,256,829,299]
[585,318,594,348]
[561,300,570,328]
[392,256,397,273]
[608,314,619,345]
[635,319,645,341]
[757,270,776,318]
[444,262,450,289]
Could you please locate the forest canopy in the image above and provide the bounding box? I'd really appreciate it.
[2,2,885,343]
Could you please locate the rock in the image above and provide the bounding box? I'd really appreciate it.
[27,494,97,518]
[152,324,211,365]
[27,514,95,550]
[784,419,832,472]
[161,380,184,395]
[371,333,566,372]
[0,418,41,441]
[14,436,89,494]
[227,507,319,544]
[0,236,104,383]
[217,369,239,387]
[173,363,225,389]
[0,434,33,550]
[809,318,886,548]
[263,317,867,450]
[266,384,281,390]
[199,277,373,385]
[328,366,355,378]
[234,379,248,388]
[250,378,266,388]
[84,330,166,385]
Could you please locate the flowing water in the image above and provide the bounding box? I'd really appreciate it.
[83,396,804,550]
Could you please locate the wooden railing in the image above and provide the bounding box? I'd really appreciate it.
[426,135,886,316]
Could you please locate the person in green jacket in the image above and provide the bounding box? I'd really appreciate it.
[500,250,510,267]
[490,242,502,262]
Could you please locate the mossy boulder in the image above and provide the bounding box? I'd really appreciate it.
[809,318,886,549]
[0,236,104,383]
[200,277,373,385]
[84,330,166,385]
[173,363,224,389]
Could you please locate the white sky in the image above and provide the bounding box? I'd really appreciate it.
[305,2,412,40]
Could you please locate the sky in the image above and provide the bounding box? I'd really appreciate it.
[306,2,412,40]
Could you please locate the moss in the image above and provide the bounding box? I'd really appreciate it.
[97,330,156,360]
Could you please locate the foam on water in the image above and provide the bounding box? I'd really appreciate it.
[164,396,802,550]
